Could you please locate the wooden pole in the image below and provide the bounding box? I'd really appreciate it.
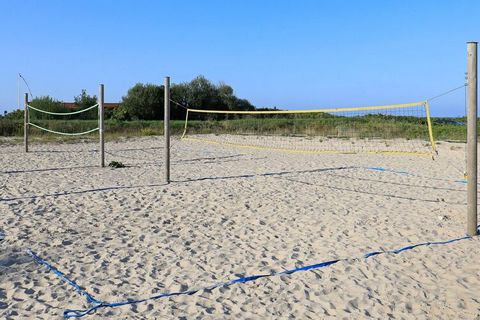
[164,77,171,183]
[24,93,29,153]
[99,84,105,167]
[467,41,478,236]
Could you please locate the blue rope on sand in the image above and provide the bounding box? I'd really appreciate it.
[365,167,468,184]
[27,234,472,318]
[26,250,103,307]
[366,167,411,176]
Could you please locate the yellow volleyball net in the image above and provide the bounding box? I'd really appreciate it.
[181,101,436,156]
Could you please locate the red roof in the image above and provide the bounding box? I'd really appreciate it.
[63,102,119,110]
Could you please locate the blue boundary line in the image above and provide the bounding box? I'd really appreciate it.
[27,234,474,318]
[365,167,411,176]
[364,167,467,184]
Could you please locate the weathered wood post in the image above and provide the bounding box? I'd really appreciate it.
[164,76,171,183]
[24,93,29,152]
[467,41,478,236]
[99,84,105,167]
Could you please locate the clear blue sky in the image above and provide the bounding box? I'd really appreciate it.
[1,0,478,116]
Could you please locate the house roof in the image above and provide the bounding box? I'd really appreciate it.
[63,102,119,110]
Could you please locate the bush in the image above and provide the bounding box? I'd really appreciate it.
[112,76,256,121]
[0,119,23,136]
[73,89,98,120]
[170,76,255,121]
[2,109,24,120]
[113,83,164,121]
[140,127,157,136]
[28,96,64,120]
[108,161,126,168]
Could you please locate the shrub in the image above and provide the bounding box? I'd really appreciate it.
[108,161,126,168]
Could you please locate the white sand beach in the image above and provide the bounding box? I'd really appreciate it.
[0,136,479,319]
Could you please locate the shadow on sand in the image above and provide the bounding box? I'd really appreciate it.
[1,165,465,205]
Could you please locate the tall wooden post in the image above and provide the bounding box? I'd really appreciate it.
[24,93,29,152]
[467,42,478,236]
[99,84,105,167]
[164,77,171,184]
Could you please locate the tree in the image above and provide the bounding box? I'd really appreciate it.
[74,89,97,109]
[113,76,256,121]
[170,83,189,120]
[2,109,23,120]
[114,83,164,121]
[185,76,222,109]
[28,96,64,120]
[74,89,98,119]
[217,83,254,111]
[170,76,255,120]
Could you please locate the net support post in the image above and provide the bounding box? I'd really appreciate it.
[424,101,436,156]
[99,84,105,168]
[164,76,171,184]
[467,41,478,236]
[24,93,29,152]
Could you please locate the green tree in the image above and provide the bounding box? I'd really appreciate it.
[74,89,97,108]
[2,109,24,120]
[28,96,64,120]
[185,76,223,110]
[74,89,98,119]
[114,76,255,121]
[170,83,189,120]
[114,83,164,120]
[170,76,255,120]
[217,83,254,111]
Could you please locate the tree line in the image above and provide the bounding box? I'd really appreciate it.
[2,76,260,121]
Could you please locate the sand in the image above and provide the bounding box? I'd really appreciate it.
[0,136,479,319]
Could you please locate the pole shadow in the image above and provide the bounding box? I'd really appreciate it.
[0,166,465,205]
[275,176,465,205]
[1,165,100,175]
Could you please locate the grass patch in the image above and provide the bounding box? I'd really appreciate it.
[0,116,472,143]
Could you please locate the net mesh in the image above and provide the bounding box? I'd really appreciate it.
[181,101,436,156]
